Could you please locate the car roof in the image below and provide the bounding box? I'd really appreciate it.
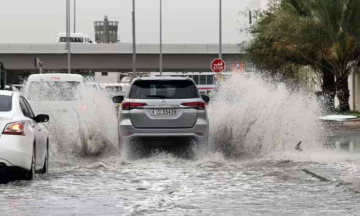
[57,33,89,37]
[134,77,191,81]
[0,90,13,96]
[27,74,84,82]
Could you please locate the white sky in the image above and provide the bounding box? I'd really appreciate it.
[0,0,268,44]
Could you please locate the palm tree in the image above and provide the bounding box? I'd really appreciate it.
[247,0,360,112]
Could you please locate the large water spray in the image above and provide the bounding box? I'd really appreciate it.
[24,77,119,163]
[208,73,327,158]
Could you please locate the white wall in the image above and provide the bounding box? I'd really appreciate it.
[348,67,360,111]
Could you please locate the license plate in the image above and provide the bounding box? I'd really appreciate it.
[151,109,177,115]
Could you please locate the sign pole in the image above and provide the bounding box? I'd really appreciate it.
[219,0,222,60]
[74,0,76,33]
[66,0,71,74]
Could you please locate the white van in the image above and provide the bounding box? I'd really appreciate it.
[25,74,85,102]
[56,33,96,44]
[24,73,87,117]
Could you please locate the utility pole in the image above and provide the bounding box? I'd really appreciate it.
[66,0,71,73]
[219,0,222,60]
[132,0,137,78]
[160,0,163,76]
[74,0,76,33]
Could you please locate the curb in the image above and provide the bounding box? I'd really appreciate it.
[322,119,360,127]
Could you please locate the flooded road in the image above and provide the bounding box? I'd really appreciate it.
[2,74,360,215]
[1,152,360,216]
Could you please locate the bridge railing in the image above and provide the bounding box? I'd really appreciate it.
[0,43,245,54]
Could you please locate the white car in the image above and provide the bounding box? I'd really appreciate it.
[0,90,49,180]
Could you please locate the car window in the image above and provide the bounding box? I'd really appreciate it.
[129,80,199,99]
[0,95,12,112]
[19,97,31,118]
[22,97,35,118]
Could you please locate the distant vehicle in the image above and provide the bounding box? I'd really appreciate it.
[56,33,97,44]
[85,82,104,92]
[101,83,123,98]
[24,74,86,115]
[0,90,49,180]
[113,77,210,154]
[25,74,85,101]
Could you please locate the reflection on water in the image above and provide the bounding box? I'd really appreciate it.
[326,130,360,152]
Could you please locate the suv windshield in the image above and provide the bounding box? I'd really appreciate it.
[129,80,199,99]
[27,81,82,101]
[0,95,12,111]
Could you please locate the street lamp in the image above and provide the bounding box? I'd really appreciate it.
[66,0,71,74]
[160,0,163,76]
[132,0,137,78]
[74,0,76,33]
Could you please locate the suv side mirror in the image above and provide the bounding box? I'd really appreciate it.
[35,114,50,123]
[112,96,124,104]
[201,95,210,104]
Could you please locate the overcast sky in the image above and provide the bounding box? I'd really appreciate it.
[0,0,268,44]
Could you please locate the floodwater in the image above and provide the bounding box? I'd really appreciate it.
[1,154,360,216]
[1,74,360,216]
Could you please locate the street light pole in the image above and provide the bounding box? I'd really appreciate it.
[74,0,76,33]
[219,0,222,60]
[160,0,163,76]
[132,0,137,78]
[66,0,71,74]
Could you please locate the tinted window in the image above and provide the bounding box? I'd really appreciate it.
[106,86,122,93]
[130,80,199,99]
[59,37,84,43]
[22,97,35,118]
[0,95,12,112]
[27,81,82,101]
[19,97,31,117]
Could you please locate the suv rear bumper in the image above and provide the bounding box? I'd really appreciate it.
[119,124,208,140]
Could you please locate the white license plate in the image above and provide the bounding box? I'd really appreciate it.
[151,109,177,115]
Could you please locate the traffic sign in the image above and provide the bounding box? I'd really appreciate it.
[211,59,225,73]
[34,58,43,68]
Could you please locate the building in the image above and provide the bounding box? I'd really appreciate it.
[94,16,119,43]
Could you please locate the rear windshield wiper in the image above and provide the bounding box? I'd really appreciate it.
[145,95,168,99]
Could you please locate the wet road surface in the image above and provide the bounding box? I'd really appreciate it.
[1,151,360,216]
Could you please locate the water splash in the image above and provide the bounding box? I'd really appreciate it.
[208,73,327,159]
[23,76,119,163]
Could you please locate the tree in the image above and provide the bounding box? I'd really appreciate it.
[247,0,360,112]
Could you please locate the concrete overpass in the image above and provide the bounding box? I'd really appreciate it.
[0,43,245,72]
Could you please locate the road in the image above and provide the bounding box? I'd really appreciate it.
[1,147,360,216]
[1,76,360,215]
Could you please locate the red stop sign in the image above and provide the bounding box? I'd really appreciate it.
[211,59,226,73]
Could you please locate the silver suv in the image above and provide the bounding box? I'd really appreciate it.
[113,77,209,147]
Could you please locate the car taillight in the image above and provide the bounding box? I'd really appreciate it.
[122,102,148,110]
[181,102,206,110]
[3,122,25,136]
